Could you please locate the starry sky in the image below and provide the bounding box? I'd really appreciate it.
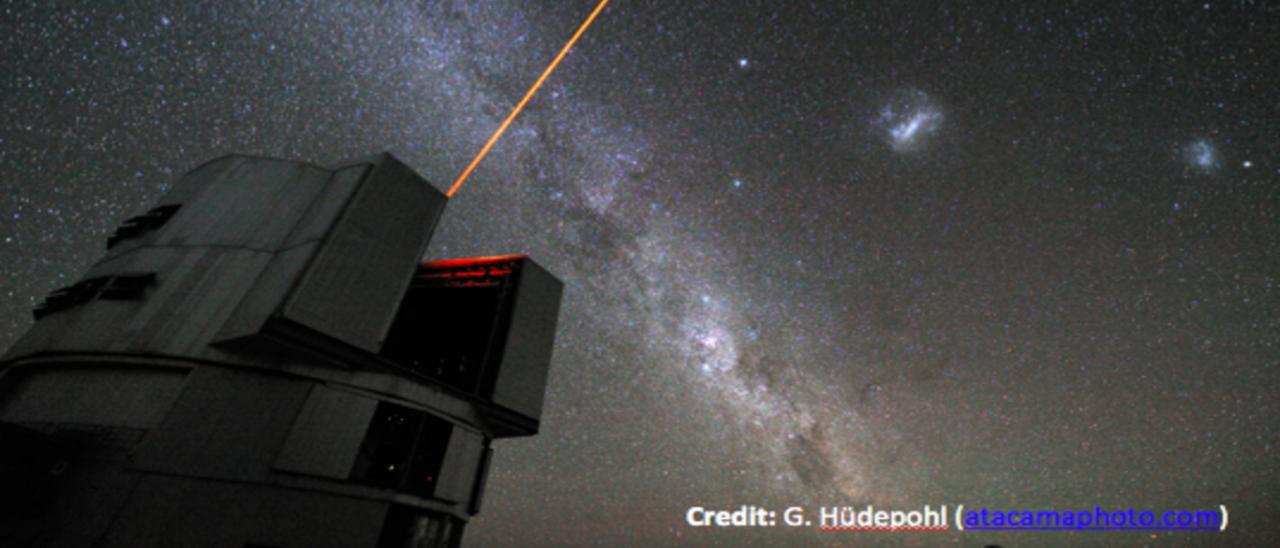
[2,1,1277,546]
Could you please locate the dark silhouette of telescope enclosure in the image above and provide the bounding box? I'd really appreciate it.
[0,153,563,548]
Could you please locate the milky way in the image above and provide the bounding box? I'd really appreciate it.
[2,2,1278,547]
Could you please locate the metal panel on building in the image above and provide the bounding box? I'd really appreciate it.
[130,367,312,482]
[434,427,485,503]
[487,259,563,425]
[274,385,379,479]
[0,367,185,429]
[214,153,447,355]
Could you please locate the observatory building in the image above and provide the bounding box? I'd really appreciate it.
[0,154,563,547]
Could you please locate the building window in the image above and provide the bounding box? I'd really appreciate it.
[376,506,463,548]
[107,204,180,249]
[33,273,156,319]
[350,402,452,497]
[99,273,157,300]
[350,403,421,489]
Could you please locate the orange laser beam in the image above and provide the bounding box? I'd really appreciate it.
[446,0,611,198]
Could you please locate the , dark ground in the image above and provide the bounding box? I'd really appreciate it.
[2,2,1277,546]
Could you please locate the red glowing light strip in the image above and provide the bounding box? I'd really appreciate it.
[422,254,527,269]
[446,0,611,198]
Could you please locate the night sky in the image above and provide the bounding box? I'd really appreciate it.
[2,1,1278,546]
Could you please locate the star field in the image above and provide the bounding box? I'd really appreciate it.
[2,2,1278,546]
